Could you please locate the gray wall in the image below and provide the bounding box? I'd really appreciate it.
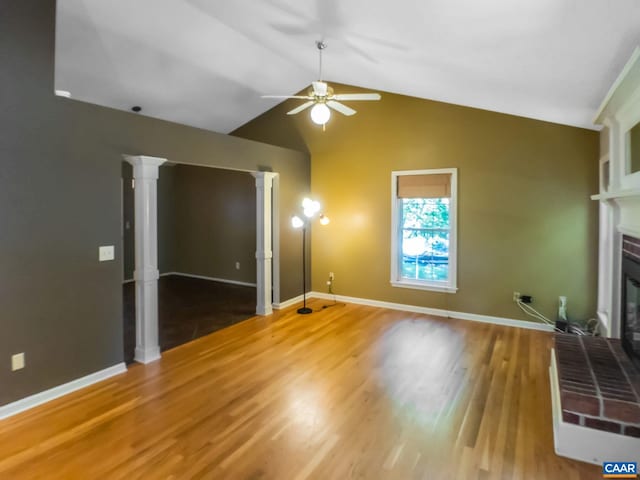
[0,0,310,407]
[123,163,136,280]
[172,165,257,284]
[158,166,177,275]
[123,164,258,284]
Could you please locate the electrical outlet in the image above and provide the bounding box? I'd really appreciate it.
[11,353,25,371]
[235,262,240,270]
[513,291,521,302]
[558,295,568,321]
[329,272,335,280]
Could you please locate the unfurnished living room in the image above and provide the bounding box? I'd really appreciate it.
[2,0,640,478]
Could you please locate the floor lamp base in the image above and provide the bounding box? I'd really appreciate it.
[297,307,313,314]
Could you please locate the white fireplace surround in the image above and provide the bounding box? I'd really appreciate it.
[549,49,640,465]
[592,47,640,338]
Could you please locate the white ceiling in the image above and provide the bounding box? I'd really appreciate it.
[55,0,640,134]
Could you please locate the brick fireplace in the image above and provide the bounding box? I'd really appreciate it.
[549,234,640,464]
[554,334,640,438]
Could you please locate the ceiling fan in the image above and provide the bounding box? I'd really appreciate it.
[262,41,381,126]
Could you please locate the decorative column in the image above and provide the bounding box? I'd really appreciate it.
[123,155,166,363]
[253,172,278,315]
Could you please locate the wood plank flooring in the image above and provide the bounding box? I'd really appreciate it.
[123,275,256,364]
[0,300,600,479]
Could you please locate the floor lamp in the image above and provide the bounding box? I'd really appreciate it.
[292,198,329,315]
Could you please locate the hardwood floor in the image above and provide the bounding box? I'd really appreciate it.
[123,275,256,364]
[0,300,600,479]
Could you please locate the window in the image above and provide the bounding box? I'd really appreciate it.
[390,169,457,292]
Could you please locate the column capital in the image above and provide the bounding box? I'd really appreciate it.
[123,155,167,181]
[252,171,278,187]
[123,155,167,167]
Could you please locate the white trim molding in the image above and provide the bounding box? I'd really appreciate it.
[0,363,127,420]
[309,292,554,332]
[549,350,640,464]
[273,294,305,310]
[389,280,458,294]
[160,272,257,288]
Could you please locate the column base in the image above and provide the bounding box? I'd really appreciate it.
[134,346,161,364]
[256,305,273,316]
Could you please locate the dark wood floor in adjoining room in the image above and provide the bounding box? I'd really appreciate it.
[123,274,255,363]
[0,300,600,479]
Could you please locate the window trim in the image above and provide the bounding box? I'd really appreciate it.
[390,168,458,293]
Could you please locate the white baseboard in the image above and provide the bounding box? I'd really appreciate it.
[160,272,256,288]
[0,363,127,420]
[549,350,640,464]
[273,294,305,310]
[309,292,554,332]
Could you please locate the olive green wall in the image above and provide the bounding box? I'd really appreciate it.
[0,0,309,408]
[233,84,599,322]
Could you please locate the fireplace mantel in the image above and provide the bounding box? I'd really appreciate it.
[592,189,640,239]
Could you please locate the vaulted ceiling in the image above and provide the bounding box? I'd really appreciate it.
[55,0,640,134]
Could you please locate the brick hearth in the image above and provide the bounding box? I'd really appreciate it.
[554,334,640,438]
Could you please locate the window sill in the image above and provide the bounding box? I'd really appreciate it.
[390,280,458,293]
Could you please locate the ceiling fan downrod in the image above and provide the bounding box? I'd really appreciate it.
[316,40,326,81]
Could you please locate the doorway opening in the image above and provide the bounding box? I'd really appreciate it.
[122,160,276,364]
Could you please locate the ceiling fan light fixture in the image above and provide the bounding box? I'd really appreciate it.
[262,41,380,125]
[310,103,331,125]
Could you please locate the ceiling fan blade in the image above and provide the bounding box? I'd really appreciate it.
[262,95,312,99]
[332,93,381,101]
[312,81,328,96]
[327,100,356,116]
[287,101,315,115]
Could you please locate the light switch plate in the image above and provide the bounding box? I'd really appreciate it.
[12,353,25,371]
[99,245,115,262]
